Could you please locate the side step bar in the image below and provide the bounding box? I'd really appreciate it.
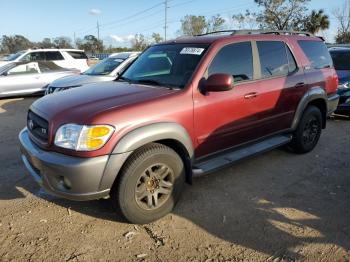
[192,135,292,177]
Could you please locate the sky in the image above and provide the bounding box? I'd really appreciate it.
[0,0,344,46]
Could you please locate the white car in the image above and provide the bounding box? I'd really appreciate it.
[0,49,89,72]
[45,52,140,94]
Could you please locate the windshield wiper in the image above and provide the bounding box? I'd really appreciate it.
[135,79,162,86]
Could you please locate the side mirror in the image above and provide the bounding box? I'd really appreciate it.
[203,73,234,92]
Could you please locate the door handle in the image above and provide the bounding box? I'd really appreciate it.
[294,82,305,88]
[244,92,258,99]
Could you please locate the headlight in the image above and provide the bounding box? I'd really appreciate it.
[54,124,114,151]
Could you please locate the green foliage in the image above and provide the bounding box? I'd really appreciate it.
[0,35,32,53]
[76,35,104,53]
[303,9,330,34]
[179,14,226,36]
[131,34,149,51]
[151,33,164,44]
[254,0,311,30]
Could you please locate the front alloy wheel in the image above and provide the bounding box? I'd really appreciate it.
[111,143,185,224]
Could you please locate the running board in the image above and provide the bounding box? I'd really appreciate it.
[192,135,292,177]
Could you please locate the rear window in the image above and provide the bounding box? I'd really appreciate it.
[45,51,64,61]
[330,51,350,70]
[298,40,333,69]
[257,41,297,78]
[67,51,88,59]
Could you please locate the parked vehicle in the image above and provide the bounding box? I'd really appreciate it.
[0,49,89,72]
[19,30,339,224]
[45,52,140,94]
[330,48,350,115]
[0,61,78,98]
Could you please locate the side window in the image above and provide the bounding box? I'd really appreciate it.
[298,40,333,69]
[257,41,290,78]
[7,63,39,75]
[45,51,64,61]
[67,51,88,59]
[21,52,45,62]
[208,42,253,82]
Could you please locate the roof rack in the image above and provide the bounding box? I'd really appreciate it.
[196,29,314,37]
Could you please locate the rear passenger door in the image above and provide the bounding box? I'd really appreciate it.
[254,40,307,131]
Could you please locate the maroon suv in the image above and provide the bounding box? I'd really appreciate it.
[19,30,339,224]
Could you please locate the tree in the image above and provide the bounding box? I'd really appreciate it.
[206,14,226,32]
[131,34,149,51]
[151,33,164,44]
[333,0,350,44]
[0,35,32,53]
[303,9,330,34]
[254,0,311,30]
[53,36,73,49]
[232,10,259,30]
[39,38,55,48]
[179,14,226,36]
[76,35,104,53]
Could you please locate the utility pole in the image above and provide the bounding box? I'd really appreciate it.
[164,0,168,41]
[97,20,100,41]
[73,32,76,47]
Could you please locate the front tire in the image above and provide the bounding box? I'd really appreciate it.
[289,105,322,154]
[111,143,185,224]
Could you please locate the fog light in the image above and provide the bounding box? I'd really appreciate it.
[58,176,72,190]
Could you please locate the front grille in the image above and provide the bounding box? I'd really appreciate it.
[46,86,56,94]
[27,110,49,143]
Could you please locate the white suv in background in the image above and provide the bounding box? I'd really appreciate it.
[0,49,89,72]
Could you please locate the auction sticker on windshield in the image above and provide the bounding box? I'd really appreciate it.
[180,47,205,55]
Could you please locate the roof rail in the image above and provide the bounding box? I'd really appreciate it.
[196,29,314,37]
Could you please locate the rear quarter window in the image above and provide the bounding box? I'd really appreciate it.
[67,51,88,59]
[45,51,64,61]
[298,40,333,69]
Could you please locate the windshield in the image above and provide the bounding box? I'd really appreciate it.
[5,51,26,61]
[330,51,350,70]
[120,44,208,89]
[84,57,124,76]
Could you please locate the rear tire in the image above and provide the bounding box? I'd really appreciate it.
[289,105,322,154]
[111,143,185,224]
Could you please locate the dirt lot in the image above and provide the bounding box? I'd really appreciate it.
[0,97,349,262]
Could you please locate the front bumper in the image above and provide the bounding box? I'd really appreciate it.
[19,128,130,201]
[327,94,340,115]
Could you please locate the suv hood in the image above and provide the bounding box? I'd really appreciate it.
[31,81,177,122]
[50,74,114,88]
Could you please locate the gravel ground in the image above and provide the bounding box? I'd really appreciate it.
[0,97,349,262]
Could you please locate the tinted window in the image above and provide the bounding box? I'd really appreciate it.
[21,52,45,62]
[298,40,333,69]
[68,51,88,59]
[45,51,64,61]
[208,42,253,82]
[330,51,350,70]
[257,41,291,78]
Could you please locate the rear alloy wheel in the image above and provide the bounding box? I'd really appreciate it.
[290,105,322,153]
[111,143,185,224]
